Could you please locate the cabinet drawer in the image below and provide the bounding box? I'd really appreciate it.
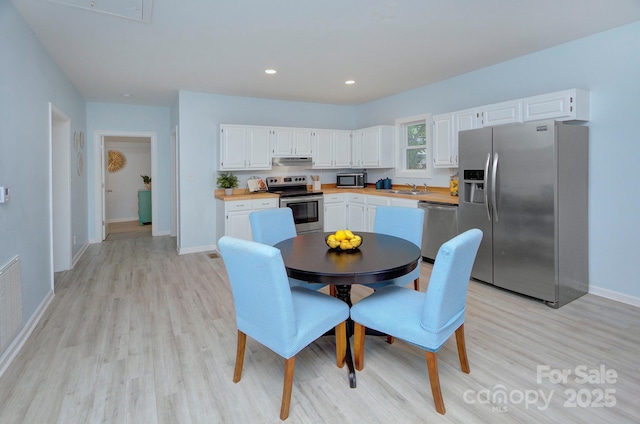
[325,194,347,203]
[252,198,278,209]
[366,195,389,206]
[349,194,365,203]
[227,201,252,211]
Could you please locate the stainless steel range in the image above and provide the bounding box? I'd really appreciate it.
[266,175,324,234]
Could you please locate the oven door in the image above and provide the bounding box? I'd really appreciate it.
[280,195,324,234]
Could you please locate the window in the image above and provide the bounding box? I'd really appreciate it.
[395,114,431,178]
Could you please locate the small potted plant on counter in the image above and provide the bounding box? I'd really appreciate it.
[217,172,238,195]
[140,175,151,190]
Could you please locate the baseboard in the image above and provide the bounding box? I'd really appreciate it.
[178,244,216,255]
[71,242,89,267]
[153,229,170,236]
[589,286,640,308]
[107,217,139,223]
[0,289,54,378]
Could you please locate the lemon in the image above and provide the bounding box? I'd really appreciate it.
[327,234,336,242]
[340,240,352,250]
[344,229,354,240]
[350,237,361,248]
[335,230,346,241]
[329,239,340,249]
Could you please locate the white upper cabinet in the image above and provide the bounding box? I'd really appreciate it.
[352,125,394,168]
[220,125,271,170]
[312,129,351,168]
[271,127,313,157]
[481,100,523,127]
[522,89,589,122]
[433,113,454,168]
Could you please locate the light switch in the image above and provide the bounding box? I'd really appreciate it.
[0,186,9,203]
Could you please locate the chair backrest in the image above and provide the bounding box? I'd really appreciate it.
[420,229,483,333]
[373,206,425,249]
[250,207,297,246]
[218,236,297,354]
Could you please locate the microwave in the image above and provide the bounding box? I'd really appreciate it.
[336,172,367,188]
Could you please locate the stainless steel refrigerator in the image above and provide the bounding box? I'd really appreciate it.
[458,119,588,308]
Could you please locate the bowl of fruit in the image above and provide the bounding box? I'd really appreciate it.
[326,229,363,251]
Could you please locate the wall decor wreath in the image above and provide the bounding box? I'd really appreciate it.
[107,150,126,173]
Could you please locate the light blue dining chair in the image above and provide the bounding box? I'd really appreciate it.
[365,205,425,291]
[350,229,483,415]
[218,236,349,420]
[250,207,332,294]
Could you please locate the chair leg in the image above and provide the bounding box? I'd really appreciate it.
[354,322,366,371]
[280,357,296,420]
[329,284,336,297]
[413,277,420,291]
[425,351,446,415]
[233,330,247,383]
[386,335,395,344]
[335,321,347,368]
[455,324,470,374]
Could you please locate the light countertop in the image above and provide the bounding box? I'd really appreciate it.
[215,184,459,204]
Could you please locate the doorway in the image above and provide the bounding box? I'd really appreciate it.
[49,103,72,275]
[93,131,157,242]
[103,136,151,239]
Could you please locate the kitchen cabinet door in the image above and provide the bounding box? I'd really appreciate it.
[359,126,394,168]
[522,89,589,122]
[433,113,454,168]
[333,130,352,168]
[347,195,366,232]
[271,127,294,156]
[247,127,271,169]
[220,125,247,170]
[220,125,271,170]
[481,100,523,127]
[312,130,351,168]
[312,129,333,167]
[324,194,348,232]
[292,128,313,156]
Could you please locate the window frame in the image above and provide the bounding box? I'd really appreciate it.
[394,113,432,178]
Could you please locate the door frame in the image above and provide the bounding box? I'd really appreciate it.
[170,125,180,250]
[93,130,157,241]
[49,103,72,277]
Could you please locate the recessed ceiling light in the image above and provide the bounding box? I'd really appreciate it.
[122,93,132,97]
[265,69,277,75]
[345,80,356,85]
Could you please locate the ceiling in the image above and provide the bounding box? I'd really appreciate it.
[11,0,640,107]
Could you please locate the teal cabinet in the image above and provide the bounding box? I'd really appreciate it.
[138,189,152,225]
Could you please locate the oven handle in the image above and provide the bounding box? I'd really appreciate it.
[280,195,324,203]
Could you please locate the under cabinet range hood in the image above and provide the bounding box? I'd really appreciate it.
[271,157,313,167]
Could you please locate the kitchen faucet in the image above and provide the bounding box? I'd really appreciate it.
[423,183,429,192]
[406,183,417,191]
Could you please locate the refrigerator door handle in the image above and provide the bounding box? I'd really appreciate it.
[484,152,491,221]
[492,152,499,222]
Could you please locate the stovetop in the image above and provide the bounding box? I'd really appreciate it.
[266,175,322,197]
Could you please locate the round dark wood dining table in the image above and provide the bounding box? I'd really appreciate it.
[274,231,421,387]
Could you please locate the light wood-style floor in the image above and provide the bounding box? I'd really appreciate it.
[1,234,638,423]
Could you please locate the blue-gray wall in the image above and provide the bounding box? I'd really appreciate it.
[1,0,87,322]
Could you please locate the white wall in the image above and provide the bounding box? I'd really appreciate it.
[0,1,87,323]
[105,140,151,222]
[354,21,640,301]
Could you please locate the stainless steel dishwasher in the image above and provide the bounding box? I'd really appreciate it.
[418,201,458,261]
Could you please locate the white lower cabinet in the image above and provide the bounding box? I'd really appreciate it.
[324,194,348,232]
[217,198,278,241]
[389,197,418,208]
[347,194,366,232]
[365,195,389,232]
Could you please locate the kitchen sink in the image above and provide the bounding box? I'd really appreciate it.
[384,189,430,195]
